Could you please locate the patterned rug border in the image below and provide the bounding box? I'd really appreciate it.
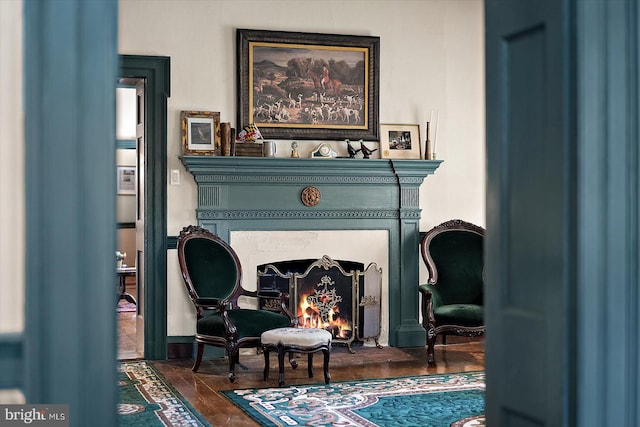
[221,370,485,427]
[119,360,211,427]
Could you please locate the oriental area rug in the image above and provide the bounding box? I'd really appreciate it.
[119,361,211,427]
[222,371,485,427]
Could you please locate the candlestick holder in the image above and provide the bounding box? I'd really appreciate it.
[425,121,432,160]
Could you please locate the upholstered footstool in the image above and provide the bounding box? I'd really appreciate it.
[261,327,332,387]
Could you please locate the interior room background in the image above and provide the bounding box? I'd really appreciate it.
[120,0,485,342]
[0,0,485,347]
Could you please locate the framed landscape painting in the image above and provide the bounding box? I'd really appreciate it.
[237,29,380,141]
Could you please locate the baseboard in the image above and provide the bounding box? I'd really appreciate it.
[166,337,225,359]
[167,342,193,359]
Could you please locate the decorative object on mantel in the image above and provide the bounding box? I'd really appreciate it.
[379,123,421,159]
[220,122,232,156]
[425,121,432,160]
[236,123,263,142]
[360,140,378,159]
[237,29,380,141]
[300,186,321,207]
[426,110,440,160]
[233,123,264,157]
[181,110,221,156]
[311,142,337,158]
[233,142,263,157]
[345,139,361,158]
[262,141,277,157]
[290,141,299,158]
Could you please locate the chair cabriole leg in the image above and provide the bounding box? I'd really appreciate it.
[192,342,204,372]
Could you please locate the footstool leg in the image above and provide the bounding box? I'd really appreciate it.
[307,353,314,378]
[322,349,331,384]
[277,347,286,387]
[263,347,270,381]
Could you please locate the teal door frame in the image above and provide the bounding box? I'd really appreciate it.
[119,55,170,360]
[575,1,639,425]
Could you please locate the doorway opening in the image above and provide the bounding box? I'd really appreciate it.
[116,78,144,360]
[117,55,170,361]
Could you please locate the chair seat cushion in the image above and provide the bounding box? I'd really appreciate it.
[261,327,332,348]
[434,304,483,327]
[197,309,291,339]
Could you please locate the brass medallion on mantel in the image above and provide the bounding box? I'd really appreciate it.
[301,186,321,207]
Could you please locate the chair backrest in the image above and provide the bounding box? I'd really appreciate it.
[177,225,242,306]
[421,219,484,305]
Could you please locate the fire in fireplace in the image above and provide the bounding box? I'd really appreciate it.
[257,255,382,353]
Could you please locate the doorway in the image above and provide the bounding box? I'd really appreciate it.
[118,55,170,361]
[116,79,143,359]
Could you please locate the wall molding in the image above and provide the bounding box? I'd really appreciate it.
[120,55,170,360]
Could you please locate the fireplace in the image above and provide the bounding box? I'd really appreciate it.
[181,156,442,347]
[257,256,382,352]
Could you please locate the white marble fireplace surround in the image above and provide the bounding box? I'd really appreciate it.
[231,229,389,345]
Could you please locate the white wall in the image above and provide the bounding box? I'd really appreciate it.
[119,0,485,336]
[0,0,26,404]
[1,0,25,334]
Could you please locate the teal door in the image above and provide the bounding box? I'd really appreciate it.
[486,1,640,424]
[485,0,573,424]
[21,1,119,425]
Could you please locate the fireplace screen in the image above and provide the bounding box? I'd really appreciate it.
[257,255,382,352]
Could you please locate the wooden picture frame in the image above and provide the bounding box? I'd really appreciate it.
[379,124,422,160]
[237,29,380,141]
[181,111,221,155]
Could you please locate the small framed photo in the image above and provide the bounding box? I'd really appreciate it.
[117,166,136,195]
[379,124,422,160]
[181,111,221,155]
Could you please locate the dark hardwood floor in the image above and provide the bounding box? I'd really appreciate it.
[119,309,484,426]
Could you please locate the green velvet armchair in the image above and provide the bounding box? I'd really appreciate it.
[419,219,485,365]
[177,225,295,382]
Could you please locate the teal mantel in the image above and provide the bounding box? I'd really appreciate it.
[181,156,442,347]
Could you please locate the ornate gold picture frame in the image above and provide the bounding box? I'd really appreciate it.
[181,110,221,155]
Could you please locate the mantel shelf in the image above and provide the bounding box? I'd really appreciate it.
[181,156,443,183]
